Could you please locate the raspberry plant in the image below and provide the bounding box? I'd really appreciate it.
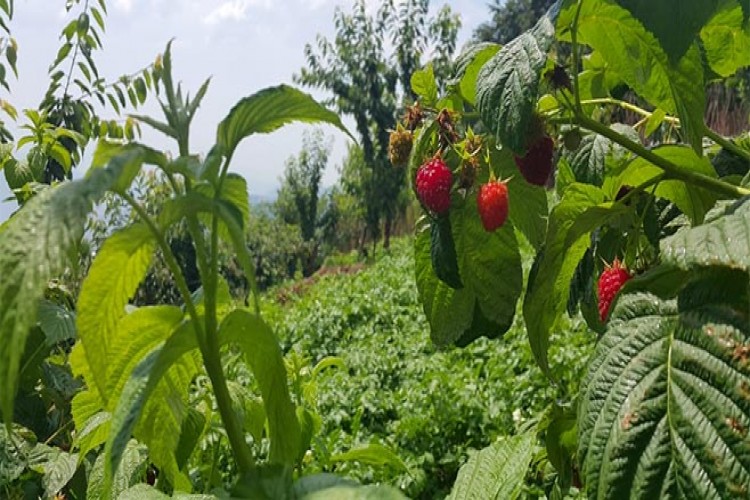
[407,0,750,497]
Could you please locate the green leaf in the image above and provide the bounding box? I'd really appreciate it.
[450,193,523,333]
[37,300,76,346]
[74,224,156,399]
[700,0,750,77]
[39,448,79,497]
[523,184,621,375]
[130,113,177,139]
[415,225,476,345]
[217,85,352,157]
[430,217,463,289]
[88,439,148,500]
[218,310,301,464]
[119,484,218,499]
[0,156,140,422]
[491,147,548,249]
[477,4,559,154]
[561,0,706,152]
[297,483,407,500]
[329,443,409,473]
[448,43,500,106]
[447,432,536,500]
[661,196,750,271]
[563,124,638,186]
[175,407,206,471]
[615,145,718,224]
[410,64,438,107]
[103,320,200,497]
[613,0,720,62]
[579,272,750,499]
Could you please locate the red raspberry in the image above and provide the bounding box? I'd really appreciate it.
[513,135,554,186]
[598,259,632,322]
[477,180,509,232]
[416,158,453,215]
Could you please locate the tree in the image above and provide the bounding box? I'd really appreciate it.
[276,129,333,275]
[296,0,460,249]
[473,0,556,44]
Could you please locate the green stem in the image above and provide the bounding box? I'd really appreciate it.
[704,126,750,162]
[121,192,203,335]
[580,98,679,124]
[575,113,750,199]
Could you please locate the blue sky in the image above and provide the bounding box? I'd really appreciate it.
[0,0,489,219]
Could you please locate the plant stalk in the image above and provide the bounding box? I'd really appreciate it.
[575,113,750,199]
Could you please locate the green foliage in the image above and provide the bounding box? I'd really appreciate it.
[447,432,536,500]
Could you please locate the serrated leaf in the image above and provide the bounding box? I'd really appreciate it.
[523,184,619,375]
[448,43,500,106]
[615,145,718,224]
[661,196,750,271]
[175,407,206,471]
[700,0,750,77]
[298,484,407,500]
[563,124,639,186]
[88,439,148,500]
[75,224,156,399]
[477,3,559,154]
[560,0,706,152]
[614,0,720,62]
[329,443,408,473]
[0,155,143,422]
[410,64,438,107]
[37,300,76,346]
[219,310,301,464]
[579,273,750,499]
[103,320,200,497]
[448,432,535,500]
[217,85,352,157]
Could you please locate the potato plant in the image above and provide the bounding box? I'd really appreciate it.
[404,0,750,497]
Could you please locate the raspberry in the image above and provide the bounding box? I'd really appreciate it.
[598,259,632,322]
[514,135,554,186]
[477,180,509,232]
[388,126,413,167]
[416,158,453,215]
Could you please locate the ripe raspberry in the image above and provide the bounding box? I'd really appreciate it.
[388,126,413,167]
[598,259,632,322]
[514,135,554,186]
[477,180,509,232]
[416,158,453,215]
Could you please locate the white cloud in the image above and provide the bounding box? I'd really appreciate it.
[113,0,134,13]
[204,0,273,25]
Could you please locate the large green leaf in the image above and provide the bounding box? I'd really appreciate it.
[217,85,352,157]
[477,3,559,154]
[579,271,750,499]
[450,193,523,332]
[615,145,718,224]
[613,0,720,62]
[523,184,622,375]
[447,432,535,500]
[37,300,76,346]
[560,0,706,152]
[88,439,148,500]
[410,64,438,107]
[75,223,156,399]
[0,150,144,422]
[219,310,301,465]
[103,320,200,497]
[700,0,750,78]
[661,196,750,271]
[415,225,478,345]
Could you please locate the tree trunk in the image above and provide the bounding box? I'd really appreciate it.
[383,213,392,249]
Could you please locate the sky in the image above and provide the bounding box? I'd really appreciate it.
[0,0,490,220]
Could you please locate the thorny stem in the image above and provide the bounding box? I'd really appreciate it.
[571,0,585,109]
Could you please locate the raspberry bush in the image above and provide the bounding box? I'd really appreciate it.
[404,0,750,497]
